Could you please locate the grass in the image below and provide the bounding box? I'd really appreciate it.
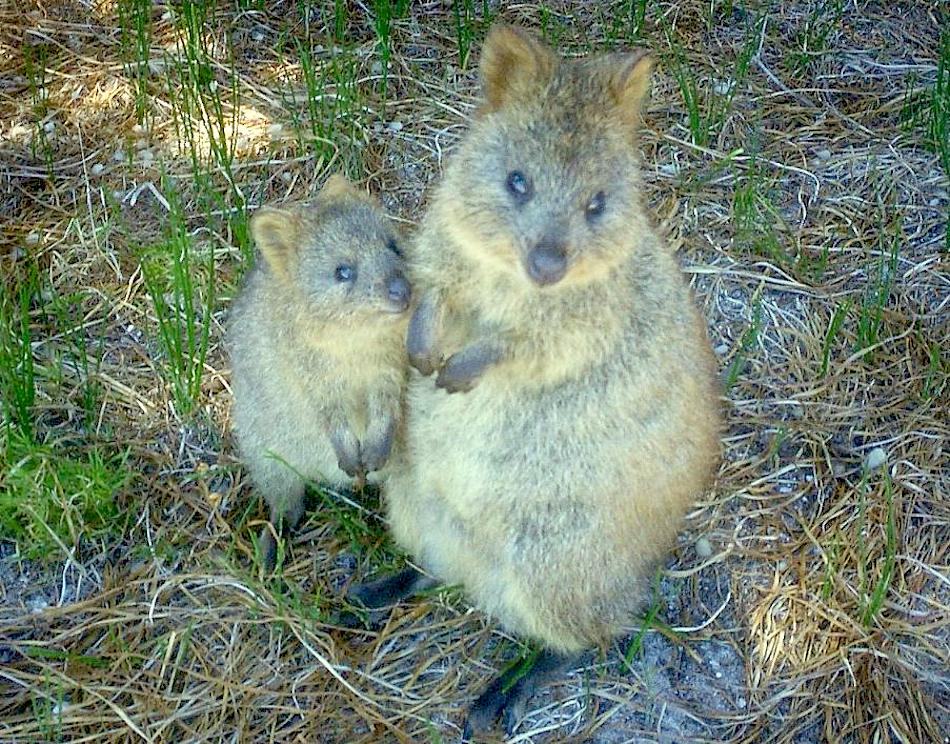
[139,178,216,418]
[665,14,761,148]
[282,37,364,178]
[854,225,899,364]
[858,472,896,628]
[0,269,38,441]
[820,300,850,377]
[452,0,493,69]
[0,2,947,743]
[0,429,131,560]
[372,0,410,103]
[117,0,152,125]
[724,294,762,388]
[790,0,843,76]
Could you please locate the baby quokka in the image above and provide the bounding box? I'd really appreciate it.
[348,25,722,736]
[228,175,411,568]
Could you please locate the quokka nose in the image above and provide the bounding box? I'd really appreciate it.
[526,244,568,287]
[386,273,411,310]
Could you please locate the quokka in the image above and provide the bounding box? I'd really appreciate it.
[347,25,722,736]
[229,175,411,568]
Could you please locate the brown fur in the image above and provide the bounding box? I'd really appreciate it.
[228,176,411,564]
[386,26,722,657]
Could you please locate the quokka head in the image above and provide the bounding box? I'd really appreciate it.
[446,24,655,290]
[251,175,411,321]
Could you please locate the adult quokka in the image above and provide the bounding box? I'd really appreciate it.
[350,26,722,736]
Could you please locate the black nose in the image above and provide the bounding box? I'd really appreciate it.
[526,242,567,286]
[386,272,411,311]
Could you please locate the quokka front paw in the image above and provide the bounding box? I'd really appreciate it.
[330,429,365,480]
[361,417,396,473]
[406,296,442,376]
[435,343,501,394]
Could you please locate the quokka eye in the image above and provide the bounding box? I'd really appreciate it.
[334,264,356,283]
[586,191,607,220]
[386,238,402,257]
[506,170,532,200]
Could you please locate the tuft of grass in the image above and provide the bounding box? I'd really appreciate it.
[725,294,762,389]
[140,178,216,417]
[920,339,947,401]
[31,671,66,743]
[901,27,949,248]
[732,158,789,266]
[790,0,843,77]
[857,472,897,628]
[452,0,493,69]
[22,42,55,178]
[665,15,761,148]
[901,29,950,174]
[372,0,409,103]
[820,300,850,377]
[0,428,131,559]
[333,0,348,42]
[854,228,899,364]
[0,267,38,441]
[279,39,364,180]
[45,290,105,432]
[117,0,152,124]
[165,0,250,261]
[622,578,664,671]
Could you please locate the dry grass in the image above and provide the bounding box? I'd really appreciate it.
[1,1,948,742]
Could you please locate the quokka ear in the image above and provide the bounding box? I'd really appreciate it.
[479,24,557,111]
[319,172,357,199]
[251,206,300,281]
[609,52,654,126]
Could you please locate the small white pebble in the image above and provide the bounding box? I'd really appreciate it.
[714,343,729,356]
[280,171,292,183]
[929,198,940,207]
[251,31,264,42]
[658,163,679,177]
[864,447,887,471]
[139,149,154,163]
[25,232,40,245]
[370,61,384,75]
[132,123,145,135]
[815,148,832,161]
[695,537,713,559]
[91,163,105,176]
[715,670,722,678]
[713,80,730,96]
[737,696,747,709]
[161,10,172,21]
[776,559,788,571]
[387,120,404,133]
[43,120,55,133]
[267,123,284,138]
[113,149,126,162]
